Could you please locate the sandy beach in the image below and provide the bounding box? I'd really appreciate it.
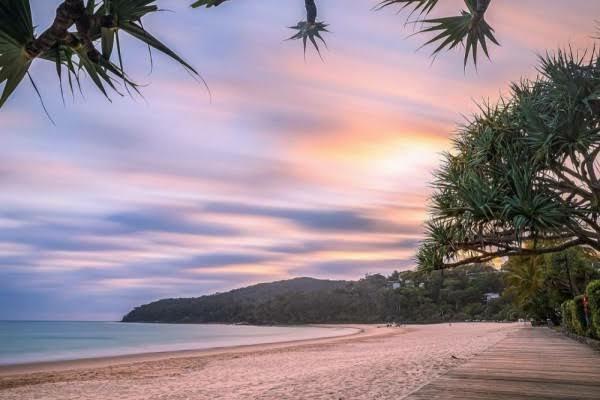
[0,322,521,400]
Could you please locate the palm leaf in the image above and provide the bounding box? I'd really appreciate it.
[41,39,139,101]
[96,1,198,75]
[101,27,116,59]
[376,0,440,16]
[0,0,34,108]
[288,21,329,59]
[190,0,228,8]
[418,1,499,67]
[119,21,198,75]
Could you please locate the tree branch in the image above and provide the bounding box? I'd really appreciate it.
[439,238,586,269]
[25,0,86,59]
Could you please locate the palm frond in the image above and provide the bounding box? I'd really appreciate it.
[0,0,34,108]
[376,0,440,16]
[190,0,228,8]
[288,21,329,59]
[92,0,197,75]
[119,21,198,75]
[41,41,139,101]
[418,0,499,67]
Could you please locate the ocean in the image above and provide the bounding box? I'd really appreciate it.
[0,321,355,365]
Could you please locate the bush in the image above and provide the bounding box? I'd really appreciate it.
[571,295,589,336]
[587,280,600,339]
[561,300,574,332]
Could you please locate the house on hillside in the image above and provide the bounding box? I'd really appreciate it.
[484,292,501,303]
[387,279,422,290]
[387,280,402,290]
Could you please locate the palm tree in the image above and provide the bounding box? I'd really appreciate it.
[418,49,600,271]
[0,0,198,111]
[503,256,546,315]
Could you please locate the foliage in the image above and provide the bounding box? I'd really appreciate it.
[418,49,600,271]
[503,256,546,320]
[287,21,329,59]
[190,0,227,8]
[502,248,600,323]
[587,280,600,338]
[122,265,518,324]
[561,300,574,332]
[3,0,595,111]
[418,0,498,67]
[571,295,589,336]
[0,0,197,110]
[0,0,33,108]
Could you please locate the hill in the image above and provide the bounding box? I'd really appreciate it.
[122,266,520,325]
[122,277,348,323]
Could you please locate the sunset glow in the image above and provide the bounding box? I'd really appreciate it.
[1,0,598,320]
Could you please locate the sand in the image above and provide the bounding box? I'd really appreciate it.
[0,322,520,400]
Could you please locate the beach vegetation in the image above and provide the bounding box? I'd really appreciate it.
[502,248,600,324]
[418,49,600,271]
[572,295,590,336]
[586,280,600,338]
[561,300,575,332]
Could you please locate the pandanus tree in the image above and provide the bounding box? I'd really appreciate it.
[418,49,600,270]
[1,0,511,111]
[0,0,198,110]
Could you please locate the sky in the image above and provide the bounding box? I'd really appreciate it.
[0,0,598,320]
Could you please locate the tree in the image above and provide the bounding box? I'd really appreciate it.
[418,49,600,271]
[502,247,600,322]
[503,256,548,321]
[0,0,581,112]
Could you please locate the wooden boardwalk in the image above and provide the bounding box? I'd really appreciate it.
[405,327,600,400]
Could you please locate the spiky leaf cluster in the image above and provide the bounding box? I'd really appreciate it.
[0,0,197,111]
[379,0,500,67]
[419,0,499,67]
[288,21,329,58]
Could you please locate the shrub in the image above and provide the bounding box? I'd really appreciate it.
[561,300,574,332]
[587,280,600,339]
[571,295,589,336]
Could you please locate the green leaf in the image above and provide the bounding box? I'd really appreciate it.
[0,0,34,108]
[119,21,198,75]
[419,6,499,67]
[287,21,329,59]
[191,0,228,8]
[101,27,115,59]
[376,0,440,16]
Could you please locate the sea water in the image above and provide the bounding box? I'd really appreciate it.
[0,321,355,365]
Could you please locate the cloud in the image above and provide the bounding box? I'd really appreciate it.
[1,0,597,320]
[107,209,239,236]
[204,201,419,234]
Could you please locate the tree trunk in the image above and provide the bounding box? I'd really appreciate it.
[305,0,317,24]
[564,255,579,296]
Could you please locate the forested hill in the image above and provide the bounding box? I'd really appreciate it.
[122,266,520,324]
[122,277,348,323]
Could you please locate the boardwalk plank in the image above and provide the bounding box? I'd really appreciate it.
[404,327,600,400]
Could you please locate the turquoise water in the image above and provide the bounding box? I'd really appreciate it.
[0,321,355,365]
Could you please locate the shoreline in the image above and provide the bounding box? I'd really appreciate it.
[0,324,369,376]
[0,323,520,399]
